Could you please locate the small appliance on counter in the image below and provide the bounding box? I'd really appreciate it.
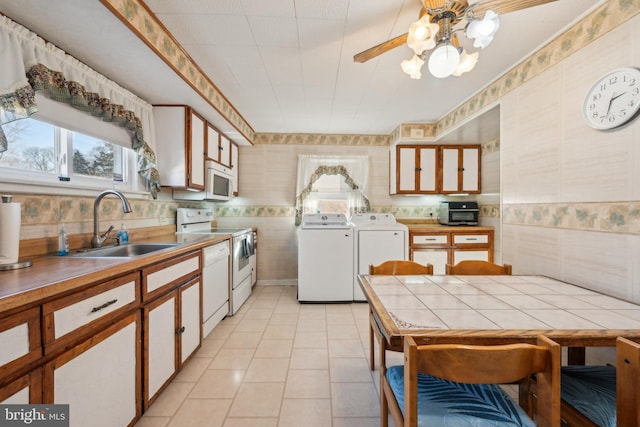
[438,201,479,226]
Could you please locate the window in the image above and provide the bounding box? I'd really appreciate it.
[0,116,136,191]
[306,174,352,217]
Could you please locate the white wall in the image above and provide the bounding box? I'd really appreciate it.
[501,14,640,303]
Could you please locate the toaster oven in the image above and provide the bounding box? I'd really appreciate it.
[438,201,479,225]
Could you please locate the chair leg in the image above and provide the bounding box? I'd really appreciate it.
[380,369,389,427]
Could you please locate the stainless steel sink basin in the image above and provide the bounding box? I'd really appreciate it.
[70,243,180,258]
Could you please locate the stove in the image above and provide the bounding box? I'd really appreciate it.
[176,208,255,316]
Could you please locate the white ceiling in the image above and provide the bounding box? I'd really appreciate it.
[1,0,601,143]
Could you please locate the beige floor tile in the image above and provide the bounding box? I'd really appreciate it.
[296,318,327,332]
[332,418,381,427]
[167,398,232,427]
[234,318,269,333]
[262,324,296,339]
[223,331,263,348]
[298,307,326,320]
[223,418,278,427]
[244,358,290,382]
[330,357,373,382]
[195,338,225,358]
[143,382,194,417]
[331,382,380,418]
[328,339,365,358]
[254,338,293,358]
[244,308,275,319]
[209,348,255,370]
[134,416,170,427]
[251,299,278,310]
[293,332,327,348]
[326,312,356,325]
[189,370,244,398]
[173,357,212,383]
[283,370,330,398]
[207,324,236,340]
[268,312,299,325]
[228,383,284,417]
[327,323,360,339]
[278,399,332,427]
[273,302,300,314]
[289,348,329,370]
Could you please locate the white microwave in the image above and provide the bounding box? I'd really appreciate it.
[205,160,233,201]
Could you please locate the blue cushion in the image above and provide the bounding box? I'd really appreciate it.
[561,366,616,427]
[386,365,536,427]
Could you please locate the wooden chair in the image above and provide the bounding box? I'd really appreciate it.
[556,337,640,427]
[446,259,512,275]
[367,260,433,371]
[381,335,561,427]
[369,260,433,275]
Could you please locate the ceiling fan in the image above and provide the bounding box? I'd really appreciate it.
[354,0,558,79]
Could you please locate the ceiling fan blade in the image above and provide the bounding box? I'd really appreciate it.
[471,0,558,17]
[353,33,408,63]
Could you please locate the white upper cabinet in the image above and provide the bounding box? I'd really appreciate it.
[153,106,206,190]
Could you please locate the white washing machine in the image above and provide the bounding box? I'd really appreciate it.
[297,213,354,302]
[350,213,408,301]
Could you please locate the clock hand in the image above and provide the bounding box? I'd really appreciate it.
[604,92,616,118]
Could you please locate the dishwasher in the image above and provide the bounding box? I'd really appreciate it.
[202,241,230,338]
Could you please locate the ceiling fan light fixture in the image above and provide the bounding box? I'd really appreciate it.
[401,54,425,79]
[407,16,439,54]
[466,10,500,49]
[452,49,479,76]
[428,42,460,78]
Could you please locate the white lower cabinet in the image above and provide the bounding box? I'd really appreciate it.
[413,249,450,275]
[44,313,141,427]
[144,276,202,408]
[0,369,42,404]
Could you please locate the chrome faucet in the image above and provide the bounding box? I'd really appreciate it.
[92,190,133,248]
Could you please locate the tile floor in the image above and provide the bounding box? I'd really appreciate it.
[134,285,401,427]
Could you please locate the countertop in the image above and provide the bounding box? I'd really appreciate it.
[0,233,230,314]
[397,220,494,233]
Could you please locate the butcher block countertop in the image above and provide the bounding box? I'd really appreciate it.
[398,219,494,233]
[0,232,229,315]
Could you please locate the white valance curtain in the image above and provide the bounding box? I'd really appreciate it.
[295,155,370,225]
[0,15,160,196]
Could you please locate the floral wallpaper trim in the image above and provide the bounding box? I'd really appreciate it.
[215,204,499,219]
[253,133,390,146]
[99,0,255,144]
[503,202,640,235]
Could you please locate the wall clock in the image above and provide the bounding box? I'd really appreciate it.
[583,67,640,130]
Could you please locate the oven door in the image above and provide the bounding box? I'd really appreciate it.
[232,233,253,288]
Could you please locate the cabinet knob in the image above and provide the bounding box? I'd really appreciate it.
[176,326,186,335]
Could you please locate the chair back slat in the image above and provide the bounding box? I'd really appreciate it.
[446,260,512,275]
[369,260,433,275]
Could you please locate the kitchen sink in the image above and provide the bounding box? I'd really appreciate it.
[70,243,180,258]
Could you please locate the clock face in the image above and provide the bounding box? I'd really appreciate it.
[583,67,640,130]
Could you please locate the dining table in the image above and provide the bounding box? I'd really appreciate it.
[358,273,640,353]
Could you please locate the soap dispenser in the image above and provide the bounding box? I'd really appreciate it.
[117,224,129,244]
[58,224,69,256]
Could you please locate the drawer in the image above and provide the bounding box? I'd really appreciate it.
[412,234,449,245]
[43,272,140,355]
[453,234,489,245]
[143,251,200,300]
[0,308,41,384]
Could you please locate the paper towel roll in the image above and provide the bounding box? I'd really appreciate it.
[0,201,21,265]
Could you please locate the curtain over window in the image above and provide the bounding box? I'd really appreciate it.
[295,155,370,225]
[0,16,160,197]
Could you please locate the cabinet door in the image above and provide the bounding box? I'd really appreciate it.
[452,249,490,264]
[0,368,42,404]
[231,142,239,196]
[44,312,141,427]
[144,291,177,408]
[179,278,201,364]
[412,249,449,275]
[441,146,480,193]
[189,110,205,190]
[0,308,41,385]
[219,135,231,167]
[205,122,219,161]
[397,146,437,193]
